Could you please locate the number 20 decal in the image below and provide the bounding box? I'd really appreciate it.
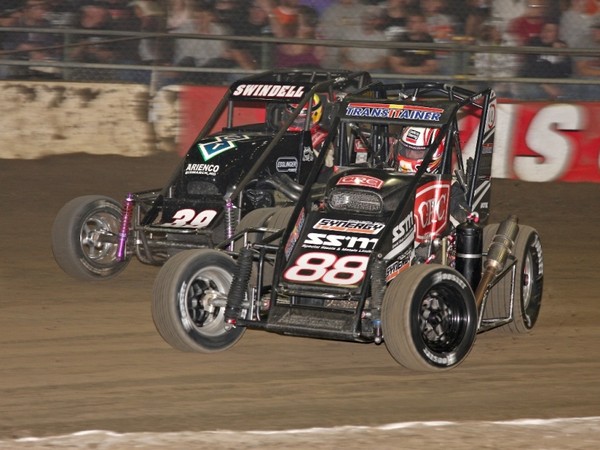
[168,209,217,228]
[284,252,369,286]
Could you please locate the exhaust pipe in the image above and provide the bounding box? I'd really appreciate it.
[474,215,519,311]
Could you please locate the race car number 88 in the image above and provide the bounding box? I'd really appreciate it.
[284,252,369,286]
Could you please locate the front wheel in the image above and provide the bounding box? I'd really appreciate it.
[382,265,478,371]
[51,195,129,281]
[152,249,245,353]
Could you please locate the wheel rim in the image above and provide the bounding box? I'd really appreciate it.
[521,250,534,310]
[79,211,120,266]
[180,266,232,337]
[418,286,469,354]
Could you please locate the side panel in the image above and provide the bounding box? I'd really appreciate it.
[282,212,386,288]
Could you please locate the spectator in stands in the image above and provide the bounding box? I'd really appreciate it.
[0,1,24,27]
[104,0,135,31]
[574,19,600,99]
[459,0,492,38]
[166,0,194,30]
[472,19,519,97]
[45,0,77,28]
[379,0,409,41]
[559,0,595,48]
[388,10,438,76]
[318,0,369,67]
[130,0,169,66]
[275,5,324,69]
[69,1,126,78]
[214,0,248,32]
[1,0,62,79]
[170,0,253,84]
[298,0,336,14]
[227,0,272,70]
[422,0,455,75]
[491,0,528,26]
[339,6,389,72]
[518,21,573,99]
[171,1,228,69]
[423,0,454,41]
[258,0,301,38]
[507,0,550,44]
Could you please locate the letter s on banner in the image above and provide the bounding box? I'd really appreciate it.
[513,104,584,182]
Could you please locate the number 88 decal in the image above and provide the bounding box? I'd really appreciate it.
[284,252,369,286]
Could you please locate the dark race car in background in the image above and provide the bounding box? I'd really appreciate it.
[52,70,371,280]
[151,82,544,371]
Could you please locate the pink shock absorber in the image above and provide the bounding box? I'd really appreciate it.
[116,193,134,261]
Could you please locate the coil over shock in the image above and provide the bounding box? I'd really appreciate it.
[224,247,253,326]
[370,257,386,344]
[116,193,134,261]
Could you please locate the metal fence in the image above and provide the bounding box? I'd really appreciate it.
[1,25,599,99]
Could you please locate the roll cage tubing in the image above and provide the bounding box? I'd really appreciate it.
[221,70,371,202]
[152,70,369,200]
[356,81,495,211]
[271,82,495,280]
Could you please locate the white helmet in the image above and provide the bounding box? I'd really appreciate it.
[396,126,444,173]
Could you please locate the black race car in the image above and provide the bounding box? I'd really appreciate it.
[52,70,371,280]
[151,82,544,371]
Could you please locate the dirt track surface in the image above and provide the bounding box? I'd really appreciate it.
[1,153,599,449]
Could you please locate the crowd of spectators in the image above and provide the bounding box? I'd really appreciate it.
[1,0,599,99]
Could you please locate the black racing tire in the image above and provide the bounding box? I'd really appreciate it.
[233,207,279,251]
[51,195,129,281]
[152,249,245,353]
[382,264,478,371]
[482,224,544,333]
[264,206,294,235]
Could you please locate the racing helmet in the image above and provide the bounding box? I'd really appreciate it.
[396,126,444,173]
[285,94,323,132]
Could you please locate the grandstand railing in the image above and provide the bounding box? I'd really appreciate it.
[1,26,599,96]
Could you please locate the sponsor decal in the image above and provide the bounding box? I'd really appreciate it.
[314,218,384,235]
[392,214,415,245]
[302,145,315,162]
[302,232,378,253]
[231,83,305,99]
[384,213,415,260]
[433,271,468,290]
[414,180,451,243]
[184,163,219,176]
[486,99,497,130]
[276,156,298,173]
[533,235,544,276]
[197,135,250,161]
[336,174,384,190]
[423,347,455,365]
[285,208,305,259]
[385,255,411,282]
[345,102,443,121]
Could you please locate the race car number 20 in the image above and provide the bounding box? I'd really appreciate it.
[283,252,369,286]
[167,209,217,228]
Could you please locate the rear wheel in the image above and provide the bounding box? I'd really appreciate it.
[234,207,279,251]
[51,195,129,280]
[152,249,244,352]
[382,264,478,371]
[482,224,544,333]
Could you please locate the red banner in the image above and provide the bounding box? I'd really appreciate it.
[180,86,600,182]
